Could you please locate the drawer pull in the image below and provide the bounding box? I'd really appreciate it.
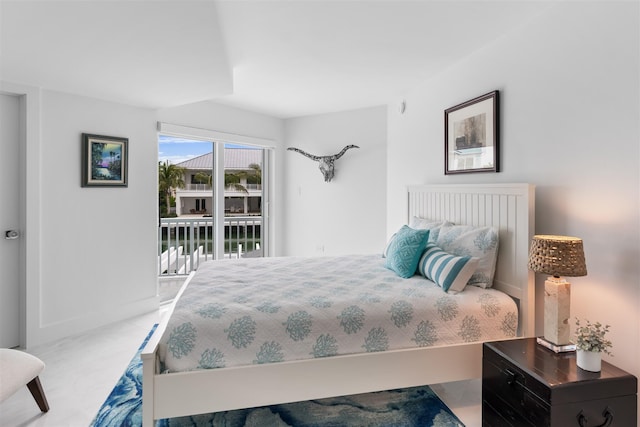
[577,407,614,427]
[504,368,517,385]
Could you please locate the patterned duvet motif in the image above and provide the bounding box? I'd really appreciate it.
[158,254,517,373]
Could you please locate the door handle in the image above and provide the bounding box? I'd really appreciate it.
[4,230,19,240]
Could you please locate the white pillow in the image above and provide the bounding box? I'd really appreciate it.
[417,244,479,293]
[435,224,499,288]
[382,232,397,258]
[409,216,440,229]
[409,217,451,243]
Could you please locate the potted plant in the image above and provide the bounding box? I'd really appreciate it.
[574,318,612,372]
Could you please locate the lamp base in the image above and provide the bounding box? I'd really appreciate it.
[543,276,572,347]
[536,336,576,353]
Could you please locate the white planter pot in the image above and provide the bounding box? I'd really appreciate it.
[576,349,601,372]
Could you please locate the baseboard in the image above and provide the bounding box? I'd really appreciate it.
[25,295,159,349]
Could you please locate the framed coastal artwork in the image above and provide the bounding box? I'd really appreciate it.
[444,90,499,174]
[81,133,128,187]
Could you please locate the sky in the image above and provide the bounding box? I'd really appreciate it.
[158,135,260,164]
[99,143,122,167]
[158,135,212,165]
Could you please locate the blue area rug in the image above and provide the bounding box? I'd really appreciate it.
[91,325,464,427]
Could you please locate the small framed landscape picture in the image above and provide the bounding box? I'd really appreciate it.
[81,133,128,187]
[444,90,499,174]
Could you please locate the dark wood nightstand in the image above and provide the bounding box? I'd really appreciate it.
[482,338,637,426]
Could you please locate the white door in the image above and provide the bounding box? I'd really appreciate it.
[0,93,21,348]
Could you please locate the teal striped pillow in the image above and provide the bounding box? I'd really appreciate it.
[418,244,479,293]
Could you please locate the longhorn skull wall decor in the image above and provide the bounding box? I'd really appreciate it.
[287,145,359,182]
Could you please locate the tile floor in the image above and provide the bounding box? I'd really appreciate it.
[0,309,161,427]
[1,308,481,427]
[432,379,482,427]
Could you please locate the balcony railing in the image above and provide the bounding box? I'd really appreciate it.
[178,183,262,192]
[158,216,262,277]
[183,183,212,191]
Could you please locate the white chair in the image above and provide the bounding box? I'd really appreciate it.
[0,348,49,412]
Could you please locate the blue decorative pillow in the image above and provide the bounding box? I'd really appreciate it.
[417,243,479,293]
[383,226,430,278]
[436,224,499,288]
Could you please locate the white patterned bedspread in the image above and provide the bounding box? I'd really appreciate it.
[158,254,518,373]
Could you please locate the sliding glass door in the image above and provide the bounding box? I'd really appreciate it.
[158,134,270,280]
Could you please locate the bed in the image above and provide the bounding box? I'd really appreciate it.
[142,183,535,426]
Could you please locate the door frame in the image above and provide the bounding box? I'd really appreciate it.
[1,82,42,349]
[157,122,275,258]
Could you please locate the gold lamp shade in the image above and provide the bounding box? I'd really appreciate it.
[528,235,587,277]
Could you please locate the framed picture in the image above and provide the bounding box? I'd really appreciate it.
[81,133,128,187]
[444,90,499,174]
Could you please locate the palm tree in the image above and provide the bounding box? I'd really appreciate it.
[193,171,212,187]
[226,163,262,192]
[158,161,185,216]
[192,169,252,194]
[193,162,262,191]
[224,171,249,193]
[247,163,261,185]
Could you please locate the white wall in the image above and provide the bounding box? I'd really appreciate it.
[29,90,159,345]
[387,1,639,383]
[283,106,387,256]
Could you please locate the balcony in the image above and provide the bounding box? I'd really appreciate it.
[158,216,262,278]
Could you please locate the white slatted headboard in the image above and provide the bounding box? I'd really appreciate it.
[407,183,535,337]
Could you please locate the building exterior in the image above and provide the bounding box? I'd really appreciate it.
[174,148,262,217]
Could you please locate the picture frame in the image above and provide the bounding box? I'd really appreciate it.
[444,90,499,174]
[81,133,128,187]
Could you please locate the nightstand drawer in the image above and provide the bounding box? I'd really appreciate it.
[549,394,637,426]
[483,341,550,403]
[482,387,537,427]
[483,358,550,425]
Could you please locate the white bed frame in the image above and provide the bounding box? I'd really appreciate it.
[142,183,535,426]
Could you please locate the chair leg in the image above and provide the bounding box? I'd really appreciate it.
[26,376,49,412]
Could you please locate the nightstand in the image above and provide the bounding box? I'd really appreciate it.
[482,338,637,426]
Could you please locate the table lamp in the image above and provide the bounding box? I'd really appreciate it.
[528,235,587,352]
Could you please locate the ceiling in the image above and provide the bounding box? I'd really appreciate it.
[0,1,552,118]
